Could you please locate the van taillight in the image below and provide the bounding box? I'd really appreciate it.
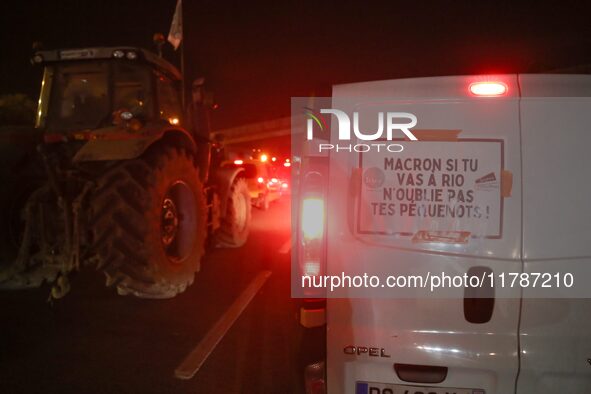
[299,172,326,283]
[301,197,325,277]
[302,198,324,240]
[298,162,328,328]
[469,81,508,97]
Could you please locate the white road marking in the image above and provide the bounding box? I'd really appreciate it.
[278,238,291,254]
[174,270,272,380]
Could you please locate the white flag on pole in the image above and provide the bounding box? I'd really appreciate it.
[168,0,183,50]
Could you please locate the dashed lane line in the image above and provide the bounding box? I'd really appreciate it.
[174,270,272,380]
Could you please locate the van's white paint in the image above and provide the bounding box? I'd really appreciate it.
[517,74,591,393]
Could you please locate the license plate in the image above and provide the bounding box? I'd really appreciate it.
[355,381,484,394]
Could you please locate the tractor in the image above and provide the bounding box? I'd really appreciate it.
[0,45,251,299]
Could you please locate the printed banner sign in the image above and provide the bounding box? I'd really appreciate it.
[358,139,504,238]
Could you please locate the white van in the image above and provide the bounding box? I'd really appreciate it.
[294,74,591,393]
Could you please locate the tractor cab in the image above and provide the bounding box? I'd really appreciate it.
[32,47,183,134]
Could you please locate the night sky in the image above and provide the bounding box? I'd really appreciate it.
[2,1,591,129]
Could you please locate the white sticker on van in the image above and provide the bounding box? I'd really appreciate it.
[358,139,504,238]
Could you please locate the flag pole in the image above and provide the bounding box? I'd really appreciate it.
[179,1,186,109]
[168,0,185,108]
[180,45,186,108]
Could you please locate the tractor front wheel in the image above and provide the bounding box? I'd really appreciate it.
[215,178,251,248]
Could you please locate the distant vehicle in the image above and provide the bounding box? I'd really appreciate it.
[225,159,281,210]
[0,44,252,299]
[295,75,591,393]
[271,161,291,196]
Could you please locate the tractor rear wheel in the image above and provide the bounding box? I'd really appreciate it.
[89,147,206,298]
[215,177,251,248]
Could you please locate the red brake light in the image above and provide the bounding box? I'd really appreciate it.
[257,177,264,183]
[469,81,508,97]
[302,198,324,240]
[298,169,327,298]
[234,159,243,165]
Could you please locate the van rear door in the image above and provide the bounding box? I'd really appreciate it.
[516,74,591,393]
[325,75,522,393]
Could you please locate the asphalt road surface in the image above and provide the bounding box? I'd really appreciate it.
[0,198,304,394]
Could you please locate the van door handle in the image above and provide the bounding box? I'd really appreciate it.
[464,266,495,324]
[394,363,448,384]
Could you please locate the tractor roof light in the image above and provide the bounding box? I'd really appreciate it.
[469,81,508,97]
[112,50,125,58]
[126,51,138,60]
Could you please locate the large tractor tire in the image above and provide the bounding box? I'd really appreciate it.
[89,147,206,298]
[215,177,251,248]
